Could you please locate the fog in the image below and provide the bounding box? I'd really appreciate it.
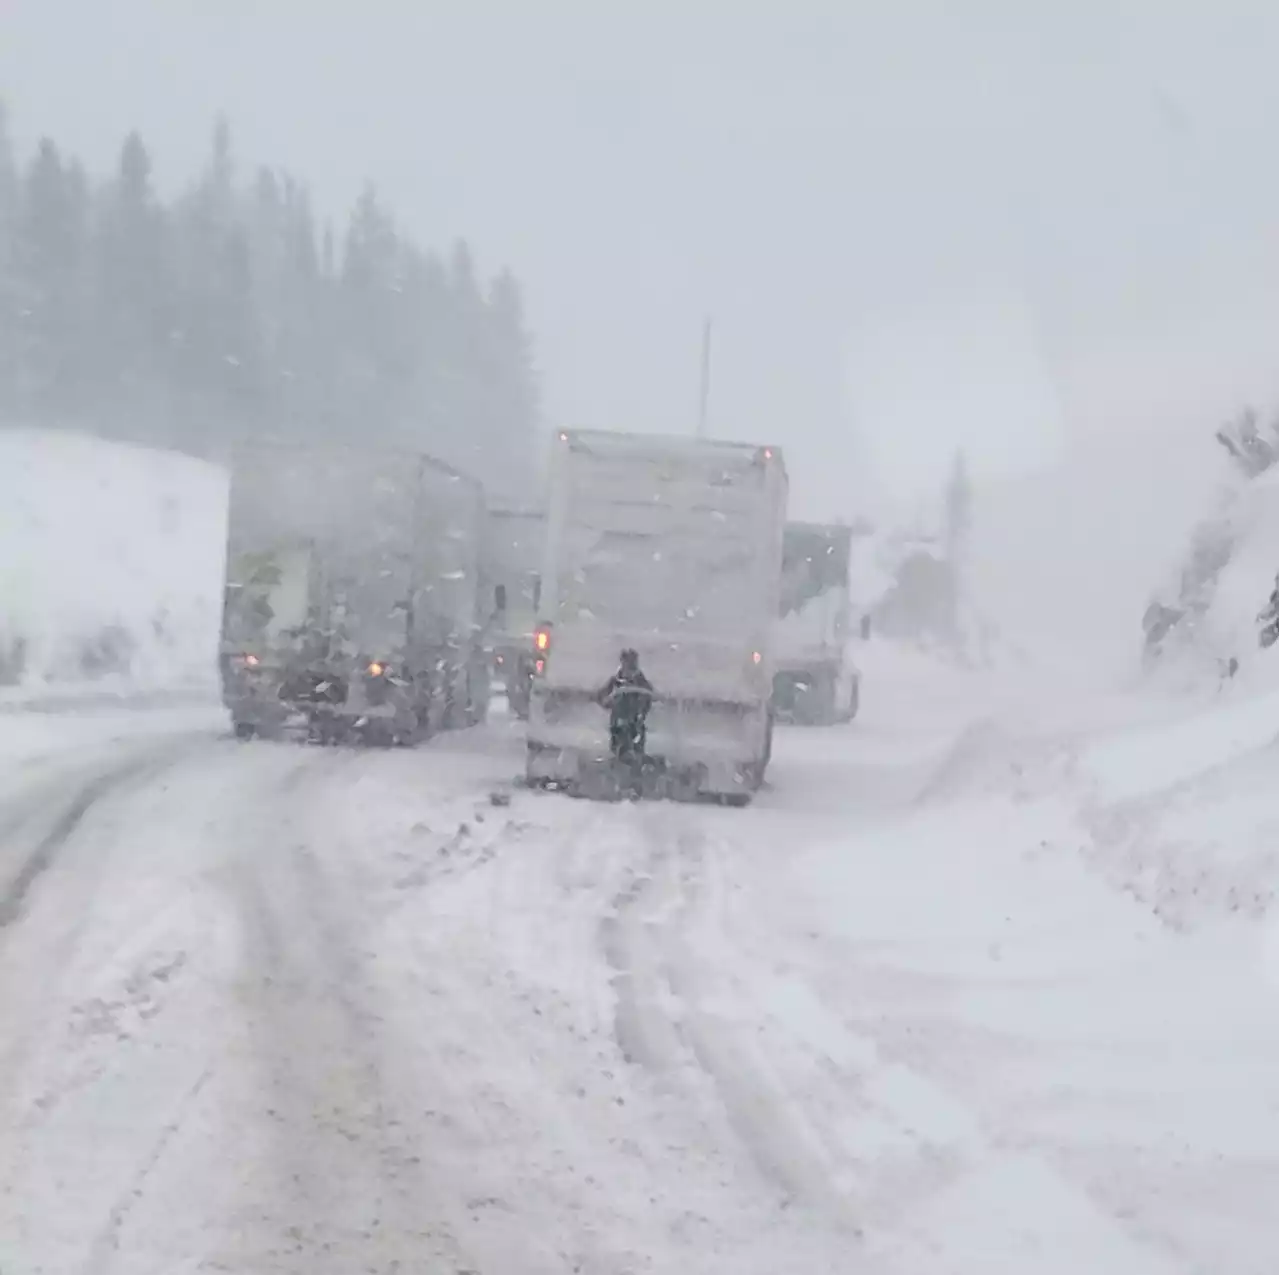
[3,0,1274,520]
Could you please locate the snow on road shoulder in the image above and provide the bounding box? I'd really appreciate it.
[1079,681,1278,805]
[1075,676,1278,930]
[0,701,225,767]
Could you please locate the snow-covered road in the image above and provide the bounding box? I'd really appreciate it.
[0,656,1274,1274]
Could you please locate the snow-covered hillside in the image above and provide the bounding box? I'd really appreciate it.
[0,429,228,698]
[1141,463,1278,691]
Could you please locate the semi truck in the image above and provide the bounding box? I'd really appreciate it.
[525,429,788,804]
[219,442,492,744]
[772,521,860,724]
[482,505,545,719]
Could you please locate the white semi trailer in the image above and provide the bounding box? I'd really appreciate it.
[525,429,787,805]
[0,428,228,693]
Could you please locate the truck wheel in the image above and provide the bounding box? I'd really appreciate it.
[362,722,396,748]
[721,792,752,808]
[442,668,473,730]
[399,706,428,746]
[232,720,256,741]
[525,741,558,789]
[844,680,860,722]
[506,674,530,720]
[466,676,490,726]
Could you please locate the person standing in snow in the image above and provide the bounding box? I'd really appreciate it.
[597,648,654,767]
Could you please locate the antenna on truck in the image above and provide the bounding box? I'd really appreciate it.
[697,315,712,439]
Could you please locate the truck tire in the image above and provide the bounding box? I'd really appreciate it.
[466,662,491,726]
[232,720,256,741]
[442,665,470,730]
[524,741,552,789]
[844,679,860,723]
[506,674,531,720]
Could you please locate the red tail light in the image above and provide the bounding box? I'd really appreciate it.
[532,624,552,677]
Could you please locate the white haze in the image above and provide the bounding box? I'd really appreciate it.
[1,0,1273,674]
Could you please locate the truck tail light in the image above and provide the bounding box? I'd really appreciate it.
[532,624,552,677]
[751,650,762,665]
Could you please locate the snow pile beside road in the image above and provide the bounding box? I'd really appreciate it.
[1076,677,1278,929]
[0,429,228,698]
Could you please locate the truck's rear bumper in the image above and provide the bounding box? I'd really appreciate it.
[221,666,405,727]
[527,688,768,795]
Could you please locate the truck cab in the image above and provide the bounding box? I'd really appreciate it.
[772,521,860,725]
[483,505,546,719]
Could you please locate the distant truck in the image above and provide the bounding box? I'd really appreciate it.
[219,442,492,744]
[483,505,545,719]
[526,429,787,805]
[772,521,860,724]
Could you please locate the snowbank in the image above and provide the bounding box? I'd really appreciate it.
[0,429,228,696]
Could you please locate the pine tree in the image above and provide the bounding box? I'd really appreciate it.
[0,108,544,498]
[335,184,403,431]
[93,130,172,437]
[272,174,324,431]
[0,102,23,418]
[12,138,92,421]
[170,117,264,444]
[483,266,539,496]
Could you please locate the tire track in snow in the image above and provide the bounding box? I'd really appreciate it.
[82,1064,215,1273]
[598,806,865,1228]
[0,735,225,1111]
[219,748,473,1273]
[0,738,328,1272]
[0,734,212,928]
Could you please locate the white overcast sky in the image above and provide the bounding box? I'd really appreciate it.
[1,1,1275,517]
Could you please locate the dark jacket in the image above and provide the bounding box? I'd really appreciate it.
[597,667,654,723]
